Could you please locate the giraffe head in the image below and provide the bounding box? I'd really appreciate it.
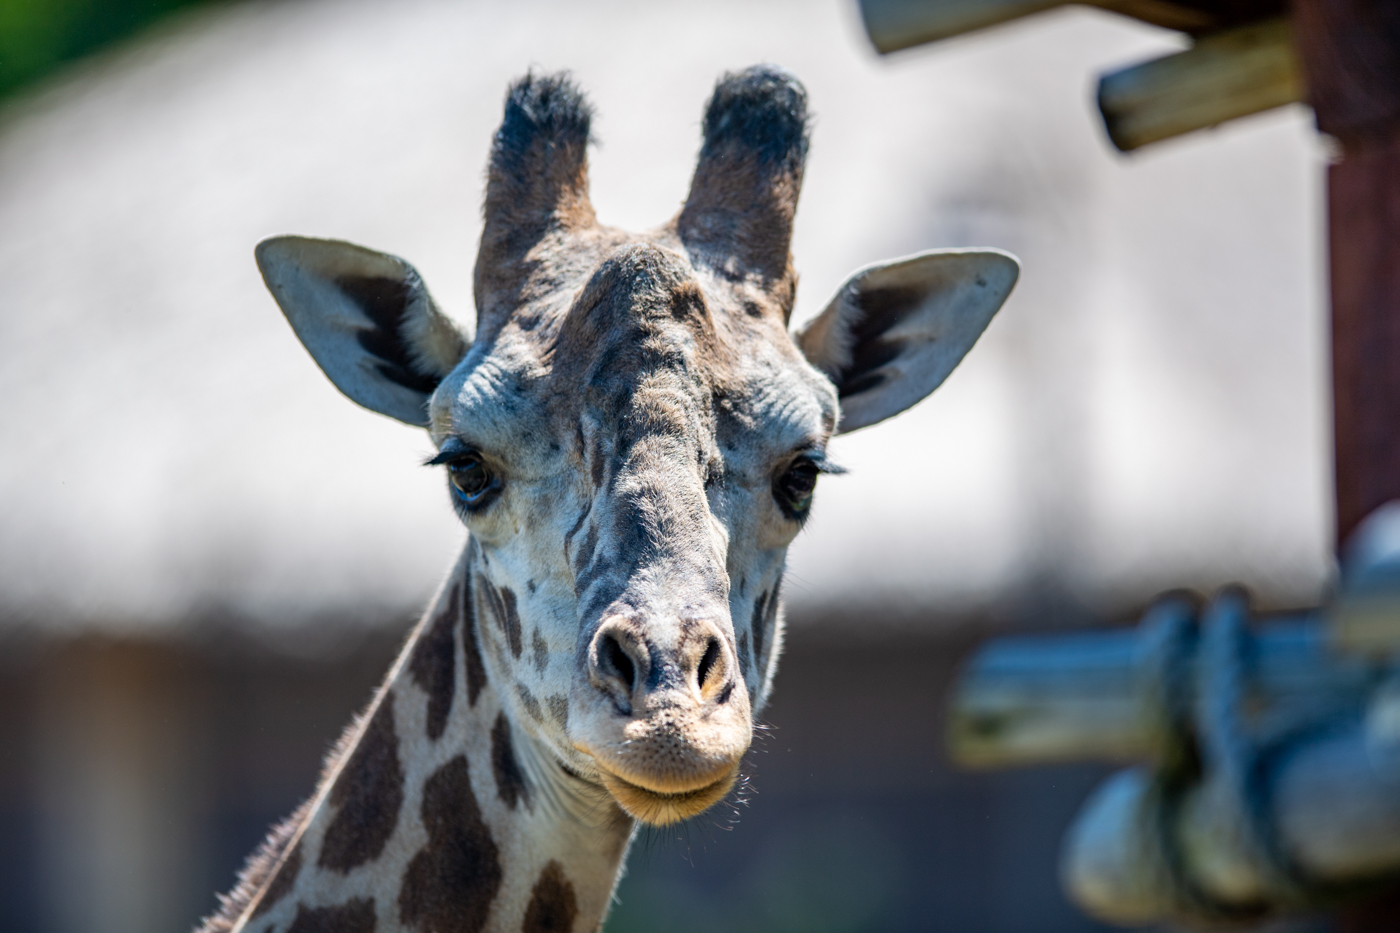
[254,68,1016,825]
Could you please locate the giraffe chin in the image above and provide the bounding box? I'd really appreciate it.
[595,764,741,826]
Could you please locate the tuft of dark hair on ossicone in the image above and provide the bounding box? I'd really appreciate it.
[493,70,594,165]
[700,65,809,172]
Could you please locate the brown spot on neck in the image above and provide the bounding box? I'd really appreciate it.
[481,576,524,659]
[319,694,404,872]
[573,523,600,582]
[491,713,530,810]
[500,587,523,657]
[750,590,769,673]
[461,571,488,706]
[517,682,544,722]
[547,693,569,730]
[287,898,376,933]
[401,756,503,933]
[532,628,549,674]
[409,578,459,740]
[523,860,579,933]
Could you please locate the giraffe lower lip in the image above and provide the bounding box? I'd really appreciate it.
[595,764,740,826]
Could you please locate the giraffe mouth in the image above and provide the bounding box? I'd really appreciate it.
[594,763,741,825]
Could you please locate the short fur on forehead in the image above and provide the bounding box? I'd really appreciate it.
[560,245,713,349]
[548,244,730,429]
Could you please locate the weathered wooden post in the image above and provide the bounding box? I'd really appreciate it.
[1295,4,1400,926]
[1293,0,1400,548]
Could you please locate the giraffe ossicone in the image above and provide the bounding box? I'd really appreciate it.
[203,66,1018,933]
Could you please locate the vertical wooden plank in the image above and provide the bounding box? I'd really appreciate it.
[1295,0,1400,926]
[1293,0,1400,142]
[1293,0,1400,546]
[1325,134,1400,546]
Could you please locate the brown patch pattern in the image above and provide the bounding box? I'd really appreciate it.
[319,694,405,872]
[287,898,377,933]
[750,590,769,673]
[491,713,529,809]
[563,506,590,565]
[500,587,523,657]
[763,579,782,665]
[532,628,549,674]
[573,524,600,581]
[547,693,569,730]
[409,578,458,740]
[461,572,488,706]
[517,682,544,722]
[523,860,579,933]
[481,577,524,659]
[401,756,503,933]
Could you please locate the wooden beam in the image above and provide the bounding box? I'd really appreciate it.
[857,0,1280,55]
[1326,138,1400,547]
[947,607,1375,768]
[1097,17,1302,151]
[861,0,1066,53]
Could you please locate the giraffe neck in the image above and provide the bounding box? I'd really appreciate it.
[207,552,636,933]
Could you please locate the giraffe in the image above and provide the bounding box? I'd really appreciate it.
[200,66,1018,933]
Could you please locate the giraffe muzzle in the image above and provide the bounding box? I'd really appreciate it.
[572,614,752,824]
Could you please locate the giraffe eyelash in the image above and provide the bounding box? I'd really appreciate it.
[801,450,847,475]
[423,440,474,467]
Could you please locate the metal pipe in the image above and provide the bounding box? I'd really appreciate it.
[1064,722,1400,924]
[951,576,1400,924]
[1097,17,1303,152]
[858,0,1063,54]
[949,603,1380,768]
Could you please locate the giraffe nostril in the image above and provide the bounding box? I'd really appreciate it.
[600,633,637,695]
[696,637,722,692]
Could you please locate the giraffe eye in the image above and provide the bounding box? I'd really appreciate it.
[447,454,496,504]
[774,459,819,518]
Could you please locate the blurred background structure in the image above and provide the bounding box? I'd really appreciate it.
[0,0,1340,931]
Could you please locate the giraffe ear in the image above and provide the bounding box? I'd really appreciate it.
[256,235,470,427]
[797,249,1018,434]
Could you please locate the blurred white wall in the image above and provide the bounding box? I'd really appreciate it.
[0,0,1333,634]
